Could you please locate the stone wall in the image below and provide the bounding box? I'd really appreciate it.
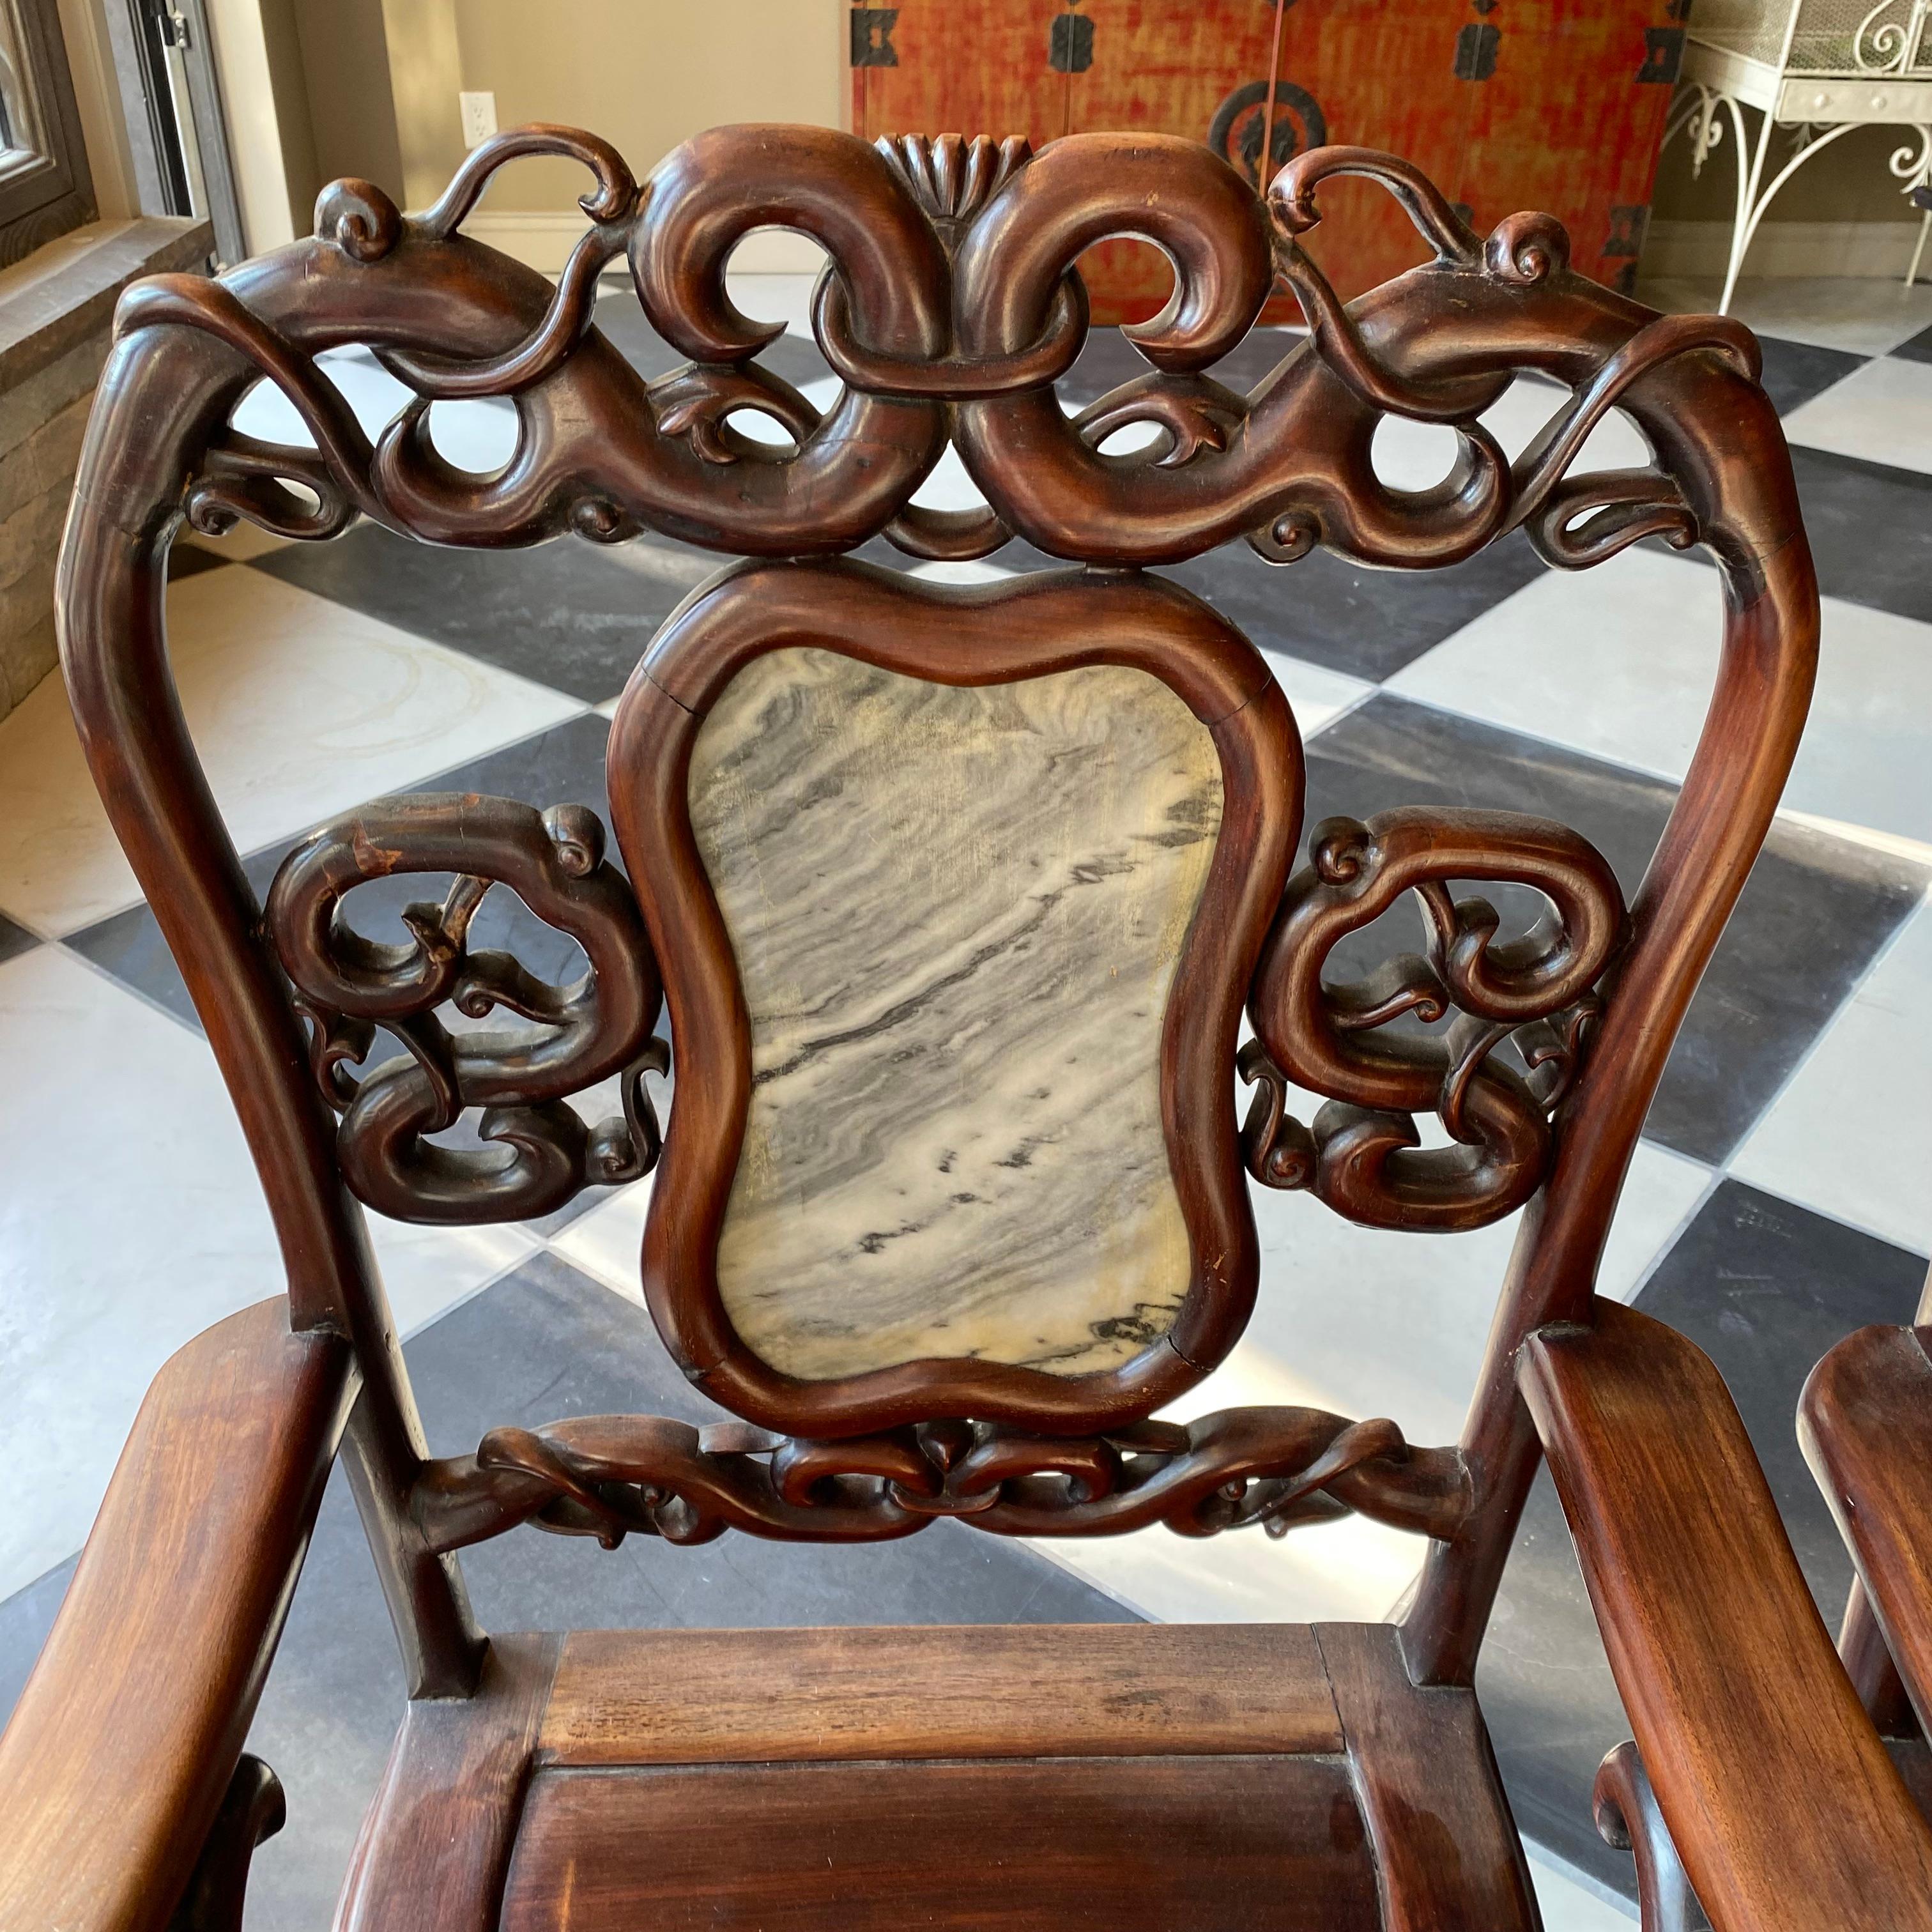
[0,218,212,724]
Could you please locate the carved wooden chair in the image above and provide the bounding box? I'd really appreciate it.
[1803,1270,1932,1763]
[1590,1273,1932,1931]
[2,120,1926,1932]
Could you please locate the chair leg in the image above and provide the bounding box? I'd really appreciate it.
[1908,204,1932,289]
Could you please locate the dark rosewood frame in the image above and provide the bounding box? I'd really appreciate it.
[610,558,1299,1436]
[13,119,1932,1932]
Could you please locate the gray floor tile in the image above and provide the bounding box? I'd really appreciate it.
[1305,694,1928,1164]
[1755,335,1868,416]
[1158,533,1548,685]
[1790,443,1932,625]
[67,714,617,1033]
[0,911,38,964]
[593,284,835,392]
[165,544,229,582]
[1891,320,1932,365]
[251,522,722,704]
[1480,1178,1927,1897]
[0,1555,76,1722]
[231,1250,1135,1928]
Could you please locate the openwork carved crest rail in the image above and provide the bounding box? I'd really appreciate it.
[114,124,1758,574]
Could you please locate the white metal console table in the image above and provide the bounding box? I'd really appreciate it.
[1671,0,1932,310]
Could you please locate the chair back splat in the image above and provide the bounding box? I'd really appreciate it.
[50,120,1889,1932]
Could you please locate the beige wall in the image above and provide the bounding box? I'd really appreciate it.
[206,0,305,250]
[291,0,464,214]
[449,0,846,211]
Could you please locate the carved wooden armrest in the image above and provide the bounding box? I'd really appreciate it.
[1519,1297,1932,1932]
[1801,1322,1932,1731]
[0,1299,357,1932]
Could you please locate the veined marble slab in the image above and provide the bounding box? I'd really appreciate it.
[688,647,1225,1380]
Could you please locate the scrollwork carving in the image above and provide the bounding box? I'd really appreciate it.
[266,795,664,1223]
[1594,1740,1698,1932]
[109,116,1775,586]
[1242,808,1627,1231]
[409,1405,1472,1554]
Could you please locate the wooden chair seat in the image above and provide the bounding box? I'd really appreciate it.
[336,1624,1536,1932]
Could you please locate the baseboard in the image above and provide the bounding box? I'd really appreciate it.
[1643,216,1928,279]
[460,210,826,277]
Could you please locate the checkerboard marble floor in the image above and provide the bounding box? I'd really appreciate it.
[8,270,1932,1928]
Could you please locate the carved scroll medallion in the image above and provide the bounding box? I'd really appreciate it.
[608,558,1303,1438]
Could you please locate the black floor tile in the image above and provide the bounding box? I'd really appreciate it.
[1789,444,1932,625]
[0,1554,75,1722]
[1305,695,1928,1163]
[1754,335,1866,415]
[252,521,723,703]
[1480,1179,1927,1896]
[220,1251,1135,1929]
[0,910,39,965]
[68,714,617,1034]
[67,712,641,1239]
[1890,323,1932,365]
[165,542,229,581]
[1159,532,1547,684]
[592,284,835,392]
[65,844,286,1033]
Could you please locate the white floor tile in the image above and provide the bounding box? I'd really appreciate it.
[0,948,521,1598]
[1639,273,1932,357]
[1732,891,1932,1255]
[549,1176,653,1306]
[1782,351,1932,475]
[1372,376,1651,494]
[232,348,519,475]
[725,269,824,342]
[1034,1496,1429,1627]
[1238,1132,1710,1446]
[1528,1852,1639,1928]
[909,559,1017,586]
[910,440,995,514]
[1387,546,1932,847]
[1035,1135,1704,1625]
[370,1216,538,1340]
[1264,650,1373,739]
[0,566,581,935]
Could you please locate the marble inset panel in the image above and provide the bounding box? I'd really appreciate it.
[688,647,1225,1380]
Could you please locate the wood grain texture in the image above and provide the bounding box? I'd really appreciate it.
[498,1755,1381,1932]
[1522,1297,1932,1932]
[1802,1322,1932,1739]
[0,1300,355,1932]
[1317,1621,1539,1932]
[332,1634,560,1932]
[539,1623,1342,1766]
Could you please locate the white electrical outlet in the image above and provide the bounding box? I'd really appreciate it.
[459,91,498,149]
